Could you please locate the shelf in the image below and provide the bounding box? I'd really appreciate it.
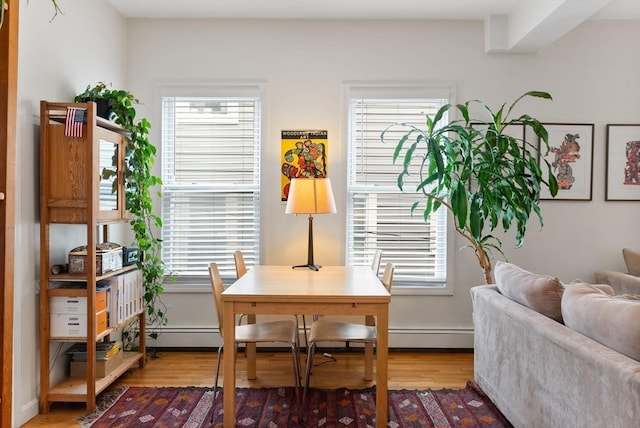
[48,288,88,297]
[40,101,146,413]
[50,264,137,283]
[45,103,127,135]
[47,352,144,402]
[48,309,142,342]
[49,327,115,342]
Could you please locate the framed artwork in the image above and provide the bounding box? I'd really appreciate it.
[606,124,640,201]
[538,123,594,201]
[280,130,328,201]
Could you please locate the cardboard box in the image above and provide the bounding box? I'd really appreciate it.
[50,309,108,338]
[50,290,107,314]
[70,349,123,378]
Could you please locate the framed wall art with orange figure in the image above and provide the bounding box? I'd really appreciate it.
[280,130,328,201]
[606,124,640,201]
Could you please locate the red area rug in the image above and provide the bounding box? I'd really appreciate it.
[82,381,512,427]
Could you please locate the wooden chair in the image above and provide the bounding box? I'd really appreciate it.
[371,249,383,277]
[208,262,301,410]
[236,249,309,349]
[302,263,394,408]
[343,249,383,350]
[234,250,249,327]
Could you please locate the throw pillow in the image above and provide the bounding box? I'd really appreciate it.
[614,293,640,301]
[566,279,614,295]
[494,261,564,322]
[562,282,640,361]
[623,248,640,276]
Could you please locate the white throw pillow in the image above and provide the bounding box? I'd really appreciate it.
[562,283,640,361]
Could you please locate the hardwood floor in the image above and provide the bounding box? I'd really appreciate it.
[21,349,474,427]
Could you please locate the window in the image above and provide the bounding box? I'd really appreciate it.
[161,93,261,281]
[346,85,451,286]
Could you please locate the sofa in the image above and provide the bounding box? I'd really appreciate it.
[471,261,640,428]
[595,248,640,295]
[594,269,640,295]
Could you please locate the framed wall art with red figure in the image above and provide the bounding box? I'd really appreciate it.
[538,123,594,201]
[606,124,640,201]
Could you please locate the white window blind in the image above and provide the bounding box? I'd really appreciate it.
[161,96,260,279]
[347,96,448,285]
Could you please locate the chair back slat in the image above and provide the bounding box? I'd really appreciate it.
[381,262,394,292]
[371,249,383,276]
[209,262,225,333]
[234,250,248,279]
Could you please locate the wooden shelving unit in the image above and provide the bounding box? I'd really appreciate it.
[39,101,146,412]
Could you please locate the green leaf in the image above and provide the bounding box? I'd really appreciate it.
[423,197,434,220]
[390,130,412,163]
[547,164,559,196]
[431,104,451,131]
[410,200,420,214]
[469,193,482,240]
[451,181,468,229]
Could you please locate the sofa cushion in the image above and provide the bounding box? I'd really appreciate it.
[623,248,640,276]
[562,283,640,361]
[494,261,564,322]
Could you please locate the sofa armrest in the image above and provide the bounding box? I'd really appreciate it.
[594,270,640,295]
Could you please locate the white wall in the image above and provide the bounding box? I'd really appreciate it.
[16,1,126,425]
[124,17,640,349]
[13,4,640,427]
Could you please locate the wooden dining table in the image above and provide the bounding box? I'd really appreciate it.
[221,265,391,428]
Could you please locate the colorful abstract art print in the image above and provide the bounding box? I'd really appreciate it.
[280,130,328,201]
[538,123,594,200]
[606,124,640,201]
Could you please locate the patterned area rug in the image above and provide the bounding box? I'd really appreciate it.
[81,381,512,427]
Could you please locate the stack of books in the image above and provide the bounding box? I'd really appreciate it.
[68,341,123,378]
[68,341,120,361]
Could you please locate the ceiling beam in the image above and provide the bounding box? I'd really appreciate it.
[485,0,613,53]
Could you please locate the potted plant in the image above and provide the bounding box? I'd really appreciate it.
[74,81,132,120]
[381,91,558,284]
[75,82,168,348]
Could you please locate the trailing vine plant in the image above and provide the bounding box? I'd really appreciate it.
[75,82,168,351]
[0,0,62,28]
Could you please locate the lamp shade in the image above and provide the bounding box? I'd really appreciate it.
[285,178,337,215]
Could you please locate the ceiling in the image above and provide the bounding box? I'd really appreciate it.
[108,0,640,53]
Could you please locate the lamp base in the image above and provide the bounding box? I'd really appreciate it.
[292,263,321,271]
[291,214,322,271]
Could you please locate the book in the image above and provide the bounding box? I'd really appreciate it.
[68,341,120,361]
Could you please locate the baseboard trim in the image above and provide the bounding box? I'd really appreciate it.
[145,326,474,349]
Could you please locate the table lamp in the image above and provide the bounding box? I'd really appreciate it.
[285,177,337,270]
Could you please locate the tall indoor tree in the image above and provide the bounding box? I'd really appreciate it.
[382,91,558,284]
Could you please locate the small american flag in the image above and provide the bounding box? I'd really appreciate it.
[64,107,85,138]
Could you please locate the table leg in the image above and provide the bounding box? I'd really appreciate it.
[375,307,389,428]
[364,315,375,381]
[246,314,257,379]
[223,301,236,428]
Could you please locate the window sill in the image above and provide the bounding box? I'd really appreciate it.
[392,284,453,296]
